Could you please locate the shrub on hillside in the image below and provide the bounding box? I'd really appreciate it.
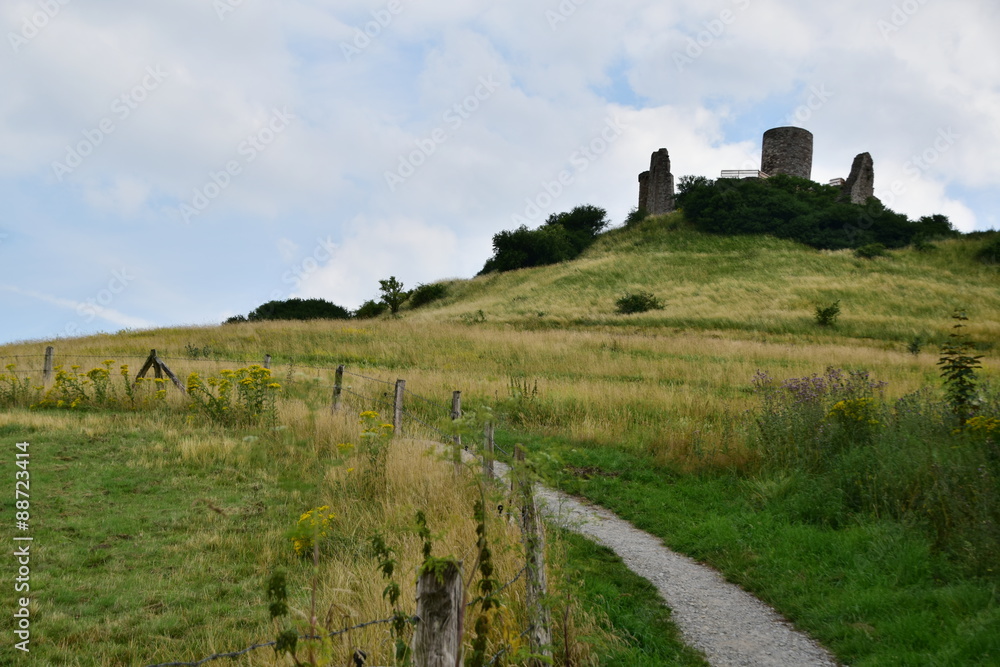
[854,243,887,259]
[479,205,610,274]
[675,175,957,250]
[354,299,388,319]
[615,291,664,314]
[408,282,448,308]
[814,300,841,327]
[977,236,1000,265]
[228,298,351,323]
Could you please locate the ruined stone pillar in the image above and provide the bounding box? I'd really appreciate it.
[643,148,675,215]
[840,152,875,204]
[638,171,650,212]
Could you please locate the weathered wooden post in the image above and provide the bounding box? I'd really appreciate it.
[411,560,464,667]
[483,422,495,481]
[134,349,185,391]
[42,346,55,387]
[515,444,552,666]
[332,365,345,413]
[393,379,406,436]
[263,354,271,369]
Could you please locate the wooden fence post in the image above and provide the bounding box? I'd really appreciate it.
[393,379,406,436]
[411,560,464,667]
[263,354,271,370]
[42,346,54,387]
[483,422,495,481]
[332,365,344,413]
[451,391,462,474]
[134,349,185,392]
[515,444,552,666]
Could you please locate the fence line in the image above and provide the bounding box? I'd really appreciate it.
[5,345,543,666]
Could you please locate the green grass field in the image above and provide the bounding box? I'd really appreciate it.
[2,218,998,665]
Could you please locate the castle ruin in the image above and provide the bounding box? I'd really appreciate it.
[637,148,675,215]
[637,126,875,211]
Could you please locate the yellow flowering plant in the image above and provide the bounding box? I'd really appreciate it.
[289,505,335,557]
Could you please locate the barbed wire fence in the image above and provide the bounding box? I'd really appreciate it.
[3,346,550,666]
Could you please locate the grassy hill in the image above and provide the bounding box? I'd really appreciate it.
[410,213,1000,345]
[2,216,998,665]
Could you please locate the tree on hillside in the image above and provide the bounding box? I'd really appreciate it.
[378,276,409,315]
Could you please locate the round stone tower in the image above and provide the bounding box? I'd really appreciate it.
[761,127,813,180]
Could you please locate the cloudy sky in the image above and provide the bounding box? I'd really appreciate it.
[1,0,997,345]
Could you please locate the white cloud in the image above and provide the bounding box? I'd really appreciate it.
[1,0,998,343]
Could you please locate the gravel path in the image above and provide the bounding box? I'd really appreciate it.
[490,459,841,667]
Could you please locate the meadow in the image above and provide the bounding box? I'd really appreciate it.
[2,218,998,664]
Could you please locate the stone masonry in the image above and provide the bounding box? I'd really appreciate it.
[761,127,813,180]
[840,152,875,204]
[639,148,675,215]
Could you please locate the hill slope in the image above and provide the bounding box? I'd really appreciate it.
[410,213,1000,345]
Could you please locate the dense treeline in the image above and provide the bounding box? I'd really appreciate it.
[675,175,957,249]
[479,205,610,274]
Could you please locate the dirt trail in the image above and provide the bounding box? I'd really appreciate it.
[490,459,841,666]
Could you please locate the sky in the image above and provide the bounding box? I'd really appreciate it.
[1,0,998,345]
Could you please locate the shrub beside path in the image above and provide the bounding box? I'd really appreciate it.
[492,459,841,666]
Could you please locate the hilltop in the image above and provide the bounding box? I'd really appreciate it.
[405,212,1000,347]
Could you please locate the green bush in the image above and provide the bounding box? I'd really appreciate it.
[814,300,841,327]
[354,300,388,319]
[232,298,351,323]
[750,368,1000,572]
[624,206,648,226]
[977,236,1000,265]
[675,175,957,250]
[854,243,887,259]
[408,282,448,308]
[479,205,610,274]
[615,291,664,315]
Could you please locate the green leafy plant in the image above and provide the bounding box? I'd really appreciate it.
[814,300,841,327]
[185,364,281,426]
[371,533,412,665]
[615,291,664,315]
[466,496,500,667]
[267,570,299,661]
[937,311,983,422]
